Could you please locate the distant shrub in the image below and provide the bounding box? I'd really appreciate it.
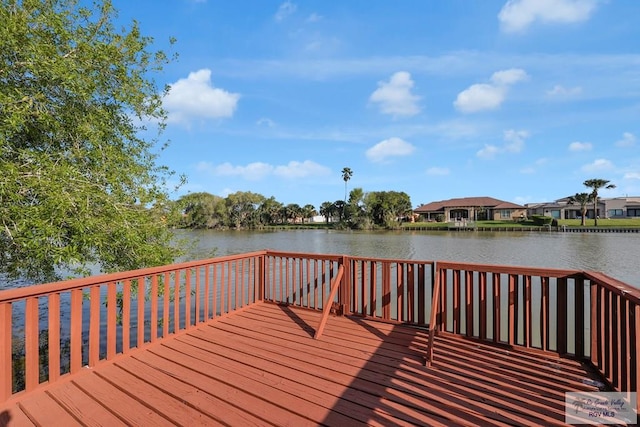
[531,215,553,226]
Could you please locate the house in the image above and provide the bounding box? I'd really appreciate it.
[526,196,640,219]
[414,197,527,222]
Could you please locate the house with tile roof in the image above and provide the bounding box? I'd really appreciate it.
[414,197,527,222]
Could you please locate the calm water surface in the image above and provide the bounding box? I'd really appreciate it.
[177,229,639,288]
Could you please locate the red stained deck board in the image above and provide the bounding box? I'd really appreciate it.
[0,302,608,427]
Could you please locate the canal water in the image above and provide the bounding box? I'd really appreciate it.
[179,229,639,288]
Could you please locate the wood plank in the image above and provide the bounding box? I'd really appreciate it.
[0,404,35,426]
[71,371,175,426]
[18,391,80,426]
[47,381,126,426]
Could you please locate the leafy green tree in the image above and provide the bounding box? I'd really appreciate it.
[225,191,265,229]
[0,0,180,281]
[365,191,412,228]
[567,193,593,226]
[341,167,353,203]
[583,179,616,226]
[258,197,284,225]
[176,192,226,229]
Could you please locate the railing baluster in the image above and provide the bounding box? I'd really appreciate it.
[452,270,460,334]
[204,265,210,320]
[70,289,83,374]
[574,277,584,358]
[397,263,404,322]
[479,272,487,340]
[123,279,131,353]
[89,286,100,367]
[493,273,500,343]
[107,282,116,358]
[369,261,376,317]
[48,294,60,384]
[417,264,425,325]
[541,277,549,351]
[382,262,391,320]
[150,275,159,341]
[162,273,169,337]
[0,302,12,401]
[557,277,567,355]
[524,275,531,347]
[194,267,200,325]
[407,264,415,323]
[185,269,191,328]
[508,274,517,346]
[25,297,39,391]
[465,270,473,337]
[137,277,145,348]
[174,271,180,333]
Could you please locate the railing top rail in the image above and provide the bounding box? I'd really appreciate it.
[584,270,640,305]
[435,260,581,278]
[0,250,267,304]
[264,250,343,262]
[347,256,435,265]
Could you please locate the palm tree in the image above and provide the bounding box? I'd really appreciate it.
[567,192,593,226]
[341,167,353,203]
[583,179,616,226]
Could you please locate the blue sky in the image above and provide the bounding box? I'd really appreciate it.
[115,0,639,208]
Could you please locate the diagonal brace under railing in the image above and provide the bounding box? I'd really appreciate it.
[314,265,345,340]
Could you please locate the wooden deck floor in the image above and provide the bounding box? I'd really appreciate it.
[0,302,606,427]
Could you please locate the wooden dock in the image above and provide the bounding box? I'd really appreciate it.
[1,251,638,426]
[0,302,607,426]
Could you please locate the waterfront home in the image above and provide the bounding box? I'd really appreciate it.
[526,196,640,220]
[414,196,527,222]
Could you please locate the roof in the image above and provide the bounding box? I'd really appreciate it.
[414,196,524,213]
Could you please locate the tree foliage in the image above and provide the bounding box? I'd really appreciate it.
[583,179,616,226]
[0,0,180,281]
[567,192,592,226]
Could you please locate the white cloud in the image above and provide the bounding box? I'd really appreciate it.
[366,137,416,162]
[581,158,614,173]
[568,141,592,151]
[477,144,501,159]
[274,161,331,178]
[624,172,640,180]
[164,69,239,124]
[491,68,529,85]
[426,167,450,176]
[616,132,636,148]
[197,160,330,181]
[204,161,273,181]
[503,129,529,152]
[454,68,528,113]
[498,0,598,33]
[477,129,529,159]
[547,85,583,97]
[257,118,276,127]
[369,72,421,117]
[275,1,296,22]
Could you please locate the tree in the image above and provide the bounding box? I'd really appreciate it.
[225,191,265,229]
[583,179,616,226]
[319,201,334,224]
[567,193,593,226]
[341,167,353,203]
[302,204,317,224]
[0,0,180,281]
[175,192,226,229]
[364,191,412,228]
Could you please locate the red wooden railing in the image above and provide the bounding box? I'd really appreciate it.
[0,251,264,402]
[1,250,638,409]
[427,262,639,411]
